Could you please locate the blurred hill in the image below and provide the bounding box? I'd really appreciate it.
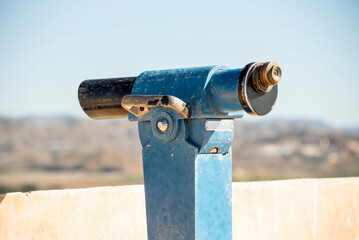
[0,116,358,193]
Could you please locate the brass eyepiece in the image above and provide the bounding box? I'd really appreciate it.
[252,62,282,93]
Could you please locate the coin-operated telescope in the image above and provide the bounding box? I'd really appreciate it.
[78,62,282,240]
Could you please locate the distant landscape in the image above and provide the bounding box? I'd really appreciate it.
[1,116,359,194]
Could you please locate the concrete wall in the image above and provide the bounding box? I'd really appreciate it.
[1,178,358,240]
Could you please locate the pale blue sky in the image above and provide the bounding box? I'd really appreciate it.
[0,0,358,128]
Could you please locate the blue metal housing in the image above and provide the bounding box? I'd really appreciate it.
[129,66,245,120]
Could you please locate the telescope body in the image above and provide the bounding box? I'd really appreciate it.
[78,62,282,240]
[79,62,280,120]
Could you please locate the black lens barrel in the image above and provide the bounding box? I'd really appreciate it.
[78,77,137,119]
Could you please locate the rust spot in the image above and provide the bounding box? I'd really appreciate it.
[148,99,159,105]
[160,96,169,105]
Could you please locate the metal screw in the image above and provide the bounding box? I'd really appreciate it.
[209,147,219,154]
[156,118,169,133]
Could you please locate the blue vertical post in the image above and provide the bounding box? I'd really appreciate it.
[138,110,234,239]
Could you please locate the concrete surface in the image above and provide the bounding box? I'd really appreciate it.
[1,178,358,240]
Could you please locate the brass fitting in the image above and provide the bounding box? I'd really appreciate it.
[252,62,282,93]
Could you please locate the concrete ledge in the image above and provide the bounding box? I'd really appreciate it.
[0,185,147,239]
[1,178,359,239]
[232,178,359,240]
